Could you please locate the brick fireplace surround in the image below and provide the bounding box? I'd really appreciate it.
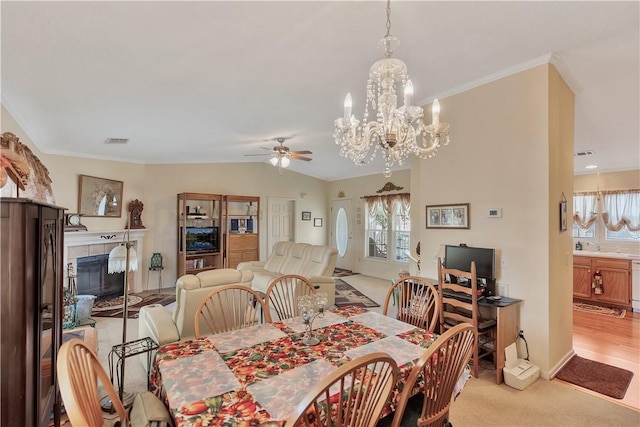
[64,229,147,293]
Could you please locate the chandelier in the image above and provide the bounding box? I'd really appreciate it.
[333,0,450,177]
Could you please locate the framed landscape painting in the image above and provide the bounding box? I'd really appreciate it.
[426,203,469,229]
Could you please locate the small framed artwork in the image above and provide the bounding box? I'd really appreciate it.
[302,211,311,221]
[78,175,124,217]
[314,218,323,227]
[560,193,568,232]
[426,203,469,229]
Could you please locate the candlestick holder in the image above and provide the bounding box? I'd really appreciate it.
[297,293,328,346]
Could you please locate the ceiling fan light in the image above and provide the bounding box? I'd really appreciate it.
[269,156,279,166]
[280,156,291,168]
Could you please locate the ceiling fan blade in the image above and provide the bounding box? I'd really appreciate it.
[290,150,312,155]
[244,153,271,157]
[290,154,312,161]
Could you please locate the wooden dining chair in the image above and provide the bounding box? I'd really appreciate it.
[57,339,171,427]
[383,276,440,332]
[287,352,398,427]
[437,259,496,378]
[195,284,266,338]
[264,274,316,322]
[385,323,475,427]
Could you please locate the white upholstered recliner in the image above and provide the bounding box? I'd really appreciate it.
[138,268,253,345]
[237,241,338,307]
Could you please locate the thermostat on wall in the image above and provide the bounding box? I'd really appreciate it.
[487,208,502,218]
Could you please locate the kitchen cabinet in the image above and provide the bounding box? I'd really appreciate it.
[573,255,632,308]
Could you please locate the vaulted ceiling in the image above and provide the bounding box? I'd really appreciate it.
[2,1,638,181]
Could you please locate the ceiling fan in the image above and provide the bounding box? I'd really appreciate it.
[245,137,313,171]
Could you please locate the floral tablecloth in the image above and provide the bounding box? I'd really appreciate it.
[150,306,438,427]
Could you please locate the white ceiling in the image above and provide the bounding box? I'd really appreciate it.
[2,1,638,181]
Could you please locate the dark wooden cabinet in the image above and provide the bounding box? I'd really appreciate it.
[1,198,64,427]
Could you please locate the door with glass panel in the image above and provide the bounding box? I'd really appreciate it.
[331,199,354,271]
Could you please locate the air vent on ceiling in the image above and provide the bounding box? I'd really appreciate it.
[104,138,130,144]
[574,150,594,157]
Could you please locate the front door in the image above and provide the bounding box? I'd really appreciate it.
[267,198,295,257]
[331,198,354,271]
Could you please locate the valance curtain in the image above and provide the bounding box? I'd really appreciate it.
[573,192,599,230]
[573,189,640,232]
[362,193,410,215]
[602,189,640,232]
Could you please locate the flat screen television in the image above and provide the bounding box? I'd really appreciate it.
[185,227,219,253]
[444,245,496,280]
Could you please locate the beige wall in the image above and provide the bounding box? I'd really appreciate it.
[411,64,574,377]
[547,65,576,374]
[574,170,640,192]
[327,170,411,279]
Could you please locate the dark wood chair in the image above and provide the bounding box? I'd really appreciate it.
[438,259,496,378]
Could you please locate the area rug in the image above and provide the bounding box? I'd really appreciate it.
[91,289,176,319]
[333,268,358,277]
[555,355,634,399]
[573,302,626,318]
[334,279,379,308]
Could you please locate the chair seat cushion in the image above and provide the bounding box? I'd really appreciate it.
[129,391,172,427]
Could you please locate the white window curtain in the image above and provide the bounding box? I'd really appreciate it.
[602,190,640,232]
[573,192,599,230]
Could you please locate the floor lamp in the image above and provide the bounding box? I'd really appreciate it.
[101,225,138,411]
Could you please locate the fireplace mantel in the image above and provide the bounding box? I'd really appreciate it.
[64,229,148,293]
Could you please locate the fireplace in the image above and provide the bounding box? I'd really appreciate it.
[64,229,147,294]
[76,254,124,300]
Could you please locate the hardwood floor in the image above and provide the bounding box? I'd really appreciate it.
[562,307,640,410]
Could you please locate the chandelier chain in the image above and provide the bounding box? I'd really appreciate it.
[385,0,392,38]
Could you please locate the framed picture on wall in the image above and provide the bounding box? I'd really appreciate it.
[560,193,568,232]
[314,218,323,227]
[426,203,469,229]
[78,175,124,217]
[302,211,311,221]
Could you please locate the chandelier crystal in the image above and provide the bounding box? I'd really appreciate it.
[333,0,450,177]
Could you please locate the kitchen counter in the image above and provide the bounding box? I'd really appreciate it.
[573,250,640,260]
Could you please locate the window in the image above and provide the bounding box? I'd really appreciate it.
[364,194,410,262]
[573,190,640,244]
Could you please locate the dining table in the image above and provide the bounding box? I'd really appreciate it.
[150,306,445,426]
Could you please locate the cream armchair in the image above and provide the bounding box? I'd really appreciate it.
[237,241,338,306]
[138,268,253,345]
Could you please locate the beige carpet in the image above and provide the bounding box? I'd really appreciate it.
[448,365,639,426]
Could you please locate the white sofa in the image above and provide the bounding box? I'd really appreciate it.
[237,241,338,307]
[138,268,253,345]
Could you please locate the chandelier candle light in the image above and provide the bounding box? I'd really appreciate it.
[297,293,329,346]
[333,0,451,177]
